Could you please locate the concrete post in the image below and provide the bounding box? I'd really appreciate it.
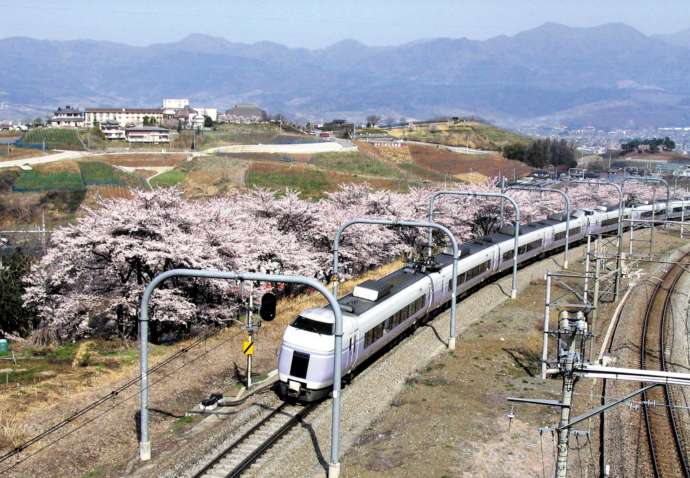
[541,274,552,380]
[566,179,623,300]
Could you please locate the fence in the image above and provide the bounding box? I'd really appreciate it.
[0,228,50,259]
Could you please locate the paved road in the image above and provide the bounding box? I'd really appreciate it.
[205,141,357,155]
[402,139,494,155]
[0,150,88,169]
[0,150,205,169]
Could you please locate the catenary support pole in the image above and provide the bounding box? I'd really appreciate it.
[566,179,624,301]
[428,190,521,299]
[333,218,460,349]
[541,274,552,380]
[138,269,344,478]
[505,185,572,269]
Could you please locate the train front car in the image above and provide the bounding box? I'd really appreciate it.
[277,307,352,402]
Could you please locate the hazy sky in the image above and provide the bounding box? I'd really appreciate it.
[2,0,689,47]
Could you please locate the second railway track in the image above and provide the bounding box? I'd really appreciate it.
[640,253,690,478]
[192,402,316,478]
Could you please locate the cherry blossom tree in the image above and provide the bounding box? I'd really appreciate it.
[23,180,640,342]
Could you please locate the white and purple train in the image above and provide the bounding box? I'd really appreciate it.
[277,197,690,401]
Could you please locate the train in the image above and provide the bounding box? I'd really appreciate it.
[277,196,690,401]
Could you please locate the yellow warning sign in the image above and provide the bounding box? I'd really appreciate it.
[242,340,254,356]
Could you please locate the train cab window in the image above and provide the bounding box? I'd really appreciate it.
[291,316,333,335]
[640,211,653,218]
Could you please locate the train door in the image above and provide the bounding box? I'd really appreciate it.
[345,328,359,373]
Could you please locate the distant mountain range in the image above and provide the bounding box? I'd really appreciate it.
[3,22,690,129]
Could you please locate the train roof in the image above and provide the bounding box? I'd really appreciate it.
[338,266,428,315]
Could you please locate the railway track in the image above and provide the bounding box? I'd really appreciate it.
[192,402,316,478]
[640,255,690,478]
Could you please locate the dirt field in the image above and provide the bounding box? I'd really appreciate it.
[341,230,689,478]
[0,147,46,162]
[245,160,412,199]
[340,273,567,477]
[409,144,532,179]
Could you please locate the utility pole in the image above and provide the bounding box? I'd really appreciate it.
[555,310,588,478]
[246,282,254,388]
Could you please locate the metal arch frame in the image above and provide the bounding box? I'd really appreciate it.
[621,176,671,214]
[565,179,624,300]
[504,185,572,269]
[332,218,460,349]
[428,190,520,299]
[138,269,345,478]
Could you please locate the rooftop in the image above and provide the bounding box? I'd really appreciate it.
[86,108,164,114]
[125,126,170,132]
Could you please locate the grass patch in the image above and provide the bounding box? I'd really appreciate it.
[245,163,329,199]
[81,468,104,478]
[173,415,197,432]
[150,169,187,188]
[43,343,80,362]
[200,124,282,148]
[311,152,402,178]
[79,161,125,186]
[21,128,84,150]
[13,169,84,192]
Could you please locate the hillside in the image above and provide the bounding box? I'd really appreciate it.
[385,121,529,150]
[3,23,690,128]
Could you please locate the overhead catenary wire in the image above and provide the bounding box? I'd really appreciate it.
[0,326,241,474]
[0,325,231,469]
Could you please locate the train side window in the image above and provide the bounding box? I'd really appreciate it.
[502,250,514,261]
[518,239,542,255]
[554,226,581,241]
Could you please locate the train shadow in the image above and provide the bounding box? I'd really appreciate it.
[296,414,329,473]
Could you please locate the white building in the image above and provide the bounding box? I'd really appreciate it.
[85,108,163,128]
[195,107,218,122]
[49,106,84,128]
[100,119,126,140]
[125,126,170,143]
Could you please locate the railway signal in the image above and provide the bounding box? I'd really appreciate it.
[240,287,275,387]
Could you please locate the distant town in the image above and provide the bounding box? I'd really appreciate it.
[519,124,690,156]
[4,101,690,159]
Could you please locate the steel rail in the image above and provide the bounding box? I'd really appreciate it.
[192,402,317,478]
[640,257,690,478]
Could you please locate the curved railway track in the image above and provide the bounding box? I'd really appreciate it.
[639,255,690,478]
[192,402,316,478]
